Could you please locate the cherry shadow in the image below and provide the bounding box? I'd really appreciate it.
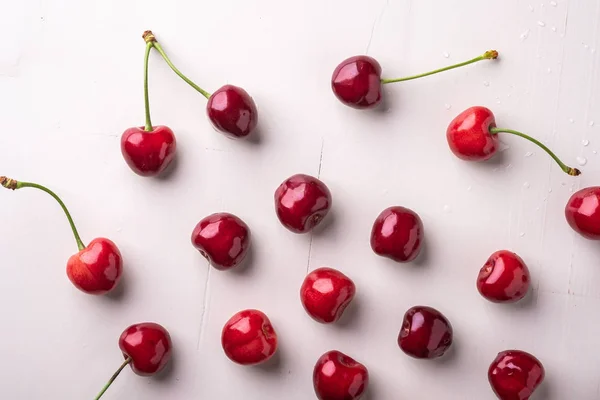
[311,208,337,238]
[505,288,537,310]
[531,379,553,399]
[412,237,430,269]
[255,348,283,373]
[334,295,363,331]
[431,336,459,366]
[154,347,176,383]
[230,244,256,277]
[373,86,394,115]
[156,154,181,181]
[104,272,128,302]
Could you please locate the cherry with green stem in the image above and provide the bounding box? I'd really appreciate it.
[0,176,123,294]
[331,50,499,109]
[446,106,581,176]
[120,31,176,177]
[143,30,258,139]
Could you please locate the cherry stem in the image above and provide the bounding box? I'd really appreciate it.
[0,177,86,250]
[94,357,132,400]
[381,50,499,85]
[143,30,211,100]
[489,127,581,176]
[143,41,153,131]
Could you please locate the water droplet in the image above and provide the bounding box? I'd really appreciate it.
[525,151,533,157]
[594,150,598,155]
[550,0,557,6]
[443,51,450,58]
[496,99,502,104]
[583,43,589,49]
[520,29,531,41]
[548,188,553,193]
[519,232,526,237]
[538,21,546,27]
[547,67,552,73]
[529,5,535,11]
[443,205,451,213]
[483,81,490,87]
[589,121,595,126]
[467,186,472,191]
[551,26,557,32]
[444,103,452,110]
[577,156,587,166]
[507,93,512,98]
[561,182,566,186]
[569,118,575,123]
[582,139,589,146]
[523,182,531,188]
[569,188,573,192]
[116,227,122,232]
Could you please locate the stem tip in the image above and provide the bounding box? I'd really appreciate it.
[568,168,581,176]
[142,30,156,43]
[0,176,17,190]
[484,50,499,60]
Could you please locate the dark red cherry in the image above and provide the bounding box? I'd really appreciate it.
[565,186,600,239]
[121,125,177,177]
[119,322,172,376]
[207,85,258,138]
[370,206,424,262]
[398,306,453,359]
[477,250,530,303]
[331,55,382,109]
[300,267,356,323]
[488,350,545,400]
[313,350,369,400]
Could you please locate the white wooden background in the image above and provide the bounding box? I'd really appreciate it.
[1,0,599,399]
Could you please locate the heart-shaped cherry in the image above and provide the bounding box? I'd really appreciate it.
[145,31,258,139]
[121,34,176,177]
[313,350,369,400]
[191,212,251,270]
[477,250,530,303]
[447,106,580,176]
[94,322,172,399]
[1,177,122,295]
[300,267,356,323]
[221,309,277,365]
[332,50,498,109]
[398,305,453,359]
[370,206,424,263]
[488,350,545,400]
[565,186,600,239]
[275,174,332,233]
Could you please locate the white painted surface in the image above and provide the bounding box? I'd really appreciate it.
[1,0,599,399]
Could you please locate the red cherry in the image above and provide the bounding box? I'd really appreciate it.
[119,322,172,376]
[565,186,600,239]
[67,237,123,295]
[300,267,356,324]
[275,174,332,234]
[207,85,258,138]
[370,206,424,263]
[447,106,581,175]
[488,350,545,400]
[477,250,530,303]
[0,177,123,295]
[120,125,176,177]
[398,306,453,359]
[191,213,251,270]
[331,56,383,109]
[221,309,278,365]
[313,350,369,400]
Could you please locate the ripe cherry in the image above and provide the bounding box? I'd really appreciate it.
[275,174,332,234]
[300,267,356,323]
[565,186,600,239]
[221,309,278,365]
[313,350,369,400]
[332,50,498,109]
[191,212,251,270]
[477,250,530,303]
[447,106,580,176]
[488,350,545,400]
[94,323,172,399]
[145,31,258,139]
[1,177,122,295]
[398,306,453,359]
[121,34,176,177]
[370,206,424,263]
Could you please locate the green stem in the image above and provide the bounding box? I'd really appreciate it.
[150,41,211,100]
[94,357,132,400]
[143,41,153,131]
[0,178,86,250]
[381,50,499,85]
[490,127,581,176]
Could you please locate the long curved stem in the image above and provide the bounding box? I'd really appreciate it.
[490,127,581,176]
[143,41,153,131]
[0,177,86,250]
[381,50,498,85]
[94,357,132,400]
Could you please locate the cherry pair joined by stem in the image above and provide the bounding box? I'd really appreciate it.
[371,206,424,263]
[447,106,581,176]
[488,350,544,400]
[566,186,600,239]
[332,50,498,109]
[94,322,172,399]
[477,250,530,303]
[398,306,453,359]
[0,176,122,295]
[221,309,278,365]
[313,350,369,400]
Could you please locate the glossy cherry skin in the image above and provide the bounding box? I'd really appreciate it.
[313,350,369,400]
[221,309,277,365]
[477,250,530,303]
[398,306,453,359]
[121,125,176,177]
[119,322,172,376]
[565,186,600,239]
[275,174,332,233]
[191,213,251,270]
[332,56,382,109]
[370,206,424,263]
[489,350,545,400]
[446,106,499,161]
[207,85,258,138]
[66,238,122,295]
[300,267,356,324]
